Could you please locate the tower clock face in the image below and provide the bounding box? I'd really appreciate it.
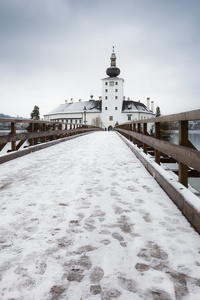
[109,81,114,86]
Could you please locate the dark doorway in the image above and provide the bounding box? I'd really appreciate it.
[108,126,113,131]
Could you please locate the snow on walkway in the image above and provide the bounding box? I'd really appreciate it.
[0,132,200,300]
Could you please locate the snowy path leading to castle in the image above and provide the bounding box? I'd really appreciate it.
[1,132,200,300]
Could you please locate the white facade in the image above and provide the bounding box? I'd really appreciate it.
[44,49,155,130]
[101,77,124,129]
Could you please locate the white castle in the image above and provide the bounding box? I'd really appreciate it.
[44,47,155,130]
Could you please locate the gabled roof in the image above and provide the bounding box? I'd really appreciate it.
[122,100,150,113]
[46,100,102,115]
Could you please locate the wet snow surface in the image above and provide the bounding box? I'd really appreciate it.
[0,132,200,300]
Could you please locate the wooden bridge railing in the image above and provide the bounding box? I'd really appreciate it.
[114,109,200,188]
[0,118,102,161]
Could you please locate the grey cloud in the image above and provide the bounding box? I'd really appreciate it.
[0,0,199,117]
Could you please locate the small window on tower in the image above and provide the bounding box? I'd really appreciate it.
[105,89,108,92]
[115,82,118,85]
[115,107,118,110]
[105,107,108,110]
[109,116,113,121]
[115,96,118,99]
[115,89,118,92]
[105,82,108,85]
[105,96,108,100]
[109,81,114,86]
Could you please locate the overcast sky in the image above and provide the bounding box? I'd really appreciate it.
[0,0,199,118]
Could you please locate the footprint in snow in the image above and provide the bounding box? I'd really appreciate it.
[112,232,124,242]
[101,288,121,299]
[89,266,104,283]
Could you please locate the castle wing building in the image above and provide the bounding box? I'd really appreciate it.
[44,48,155,130]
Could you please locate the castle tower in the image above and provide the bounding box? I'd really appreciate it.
[101,47,124,130]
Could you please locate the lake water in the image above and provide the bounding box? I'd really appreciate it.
[171,130,200,150]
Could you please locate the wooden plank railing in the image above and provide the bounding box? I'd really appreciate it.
[0,118,102,158]
[114,109,200,188]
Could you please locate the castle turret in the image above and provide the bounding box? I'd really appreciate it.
[101,47,124,130]
[106,46,120,78]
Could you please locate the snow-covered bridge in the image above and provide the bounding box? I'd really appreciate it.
[1,132,200,299]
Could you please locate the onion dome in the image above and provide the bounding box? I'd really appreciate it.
[106,46,120,77]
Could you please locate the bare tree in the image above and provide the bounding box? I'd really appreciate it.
[91,115,102,127]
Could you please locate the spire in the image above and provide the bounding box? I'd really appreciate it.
[106,46,120,77]
[110,45,117,67]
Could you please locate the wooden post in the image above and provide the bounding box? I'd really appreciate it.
[129,124,132,141]
[52,123,56,140]
[143,123,147,154]
[10,122,16,151]
[58,123,62,138]
[133,123,136,144]
[179,121,188,187]
[64,123,68,137]
[11,122,16,151]
[29,123,34,146]
[155,122,160,165]
[42,123,46,143]
[137,123,141,148]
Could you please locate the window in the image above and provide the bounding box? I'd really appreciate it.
[105,107,108,110]
[70,119,73,123]
[105,89,108,92]
[115,89,118,92]
[128,115,131,121]
[115,82,118,85]
[110,81,114,86]
[75,120,77,124]
[105,82,108,85]
[115,96,118,99]
[115,107,118,110]
[79,120,82,124]
[105,96,108,100]
[109,116,113,121]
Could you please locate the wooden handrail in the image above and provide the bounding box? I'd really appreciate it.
[114,109,200,188]
[115,109,200,125]
[0,118,102,157]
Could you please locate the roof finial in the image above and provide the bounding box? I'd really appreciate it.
[112,42,115,53]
